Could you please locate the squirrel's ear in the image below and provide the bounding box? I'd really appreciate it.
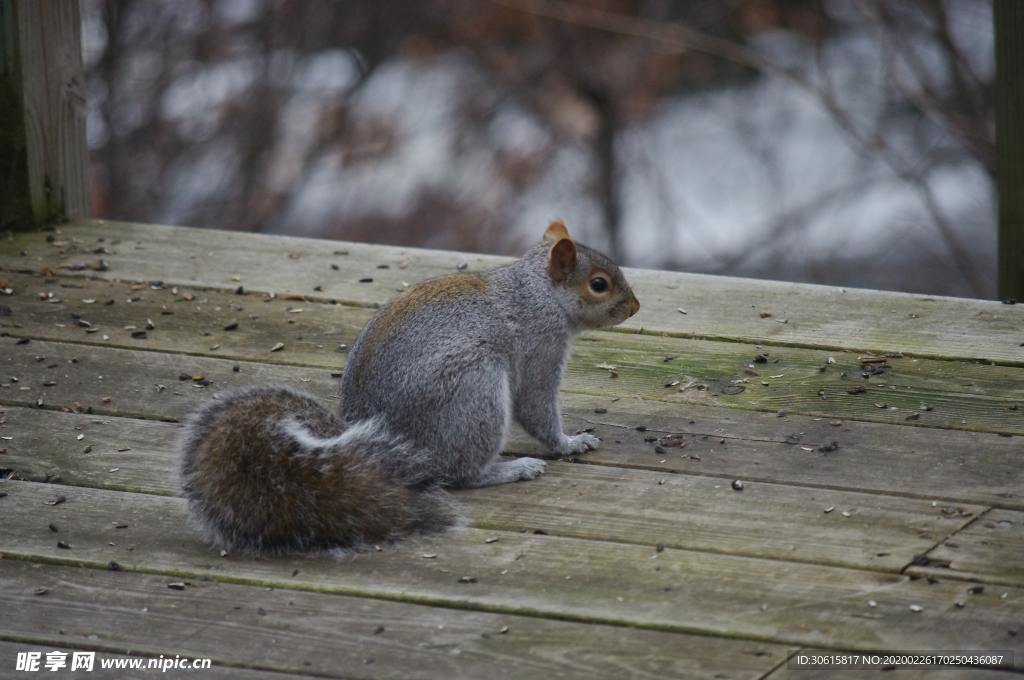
[544,220,572,245]
[548,238,577,282]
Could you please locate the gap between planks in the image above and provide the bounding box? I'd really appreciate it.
[2,348,1022,510]
[3,265,1023,369]
[2,321,1022,436]
[6,372,1015,585]
[0,480,1020,666]
[906,508,1024,589]
[0,562,793,680]
[0,407,987,575]
[3,219,1023,366]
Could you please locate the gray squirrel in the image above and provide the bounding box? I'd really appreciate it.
[179,221,640,555]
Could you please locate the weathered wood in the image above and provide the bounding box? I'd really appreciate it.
[0,336,339,421]
[3,222,1023,668]
[0,269,1015,410]
[0,270,375,368]
[996,0,1024,300]
[0,641,321,680]
[3,320,1024,435]
[0,481,1020,664]
[0,0,87,228]
[544,395,1024,510]
[464,467,979,573]
[4,220,1023,364]
[0,408,984,572]
[0,562,790,680]
[6,396,1023,511]
[623,268,1023,366]
[1,406,180,494]
[4,273,1023,427]
[907,510,1024,588]
[566,333,1024,434]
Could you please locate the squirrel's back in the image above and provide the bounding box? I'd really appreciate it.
[179,385,456,555]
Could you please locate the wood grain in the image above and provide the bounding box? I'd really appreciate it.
[0,481,1021,663]
[543,394,1024,510]
[907,509,1024,588]
[0,269,374,368]
[3,315,1024,435]
[4,219,1023,672]
[0,0,87,227]
[0,561,789,680]
[6,397,1023,511]
[0,407,984,572]
[3,219,1022,364]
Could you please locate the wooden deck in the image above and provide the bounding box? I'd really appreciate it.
[1,219,1022,679]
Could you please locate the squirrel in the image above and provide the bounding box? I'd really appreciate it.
[179,221,640,555]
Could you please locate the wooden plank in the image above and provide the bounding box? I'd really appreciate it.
[4,219,1023,364]
[540,395,1024,510]
[0,561,789,680]
[0,0,87,228]
[6,392,1023,512]
[0,270,374,368]
[0,407,983,572]
[5,266,1018,446]
[4,310,1024,436]
[5,272,1024,425]
[2,337,1023,509]
[0,641,321,680]
[0,336,338,421]
[907,510,1024,589]
[462,467,978,573]
[623,267,1024,366]
[1,406,181,494]
[0,481,1021,664]
[565,333,1024,434]
[996,0,1024,300]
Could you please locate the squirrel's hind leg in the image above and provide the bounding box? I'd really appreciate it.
[425,362,528,487]
[439,365,547,488]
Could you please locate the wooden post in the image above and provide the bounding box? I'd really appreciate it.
[996,0,1024,300]
[0,0,87,230]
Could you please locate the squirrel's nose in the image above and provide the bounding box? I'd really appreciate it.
[628,296,640,317]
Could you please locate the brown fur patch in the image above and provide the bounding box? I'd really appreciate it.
[190,392,335,547]
[374,273,487,334]
[348,273,487,389]
[184,388,454,553]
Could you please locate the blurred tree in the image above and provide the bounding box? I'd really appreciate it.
[84,0,995,296]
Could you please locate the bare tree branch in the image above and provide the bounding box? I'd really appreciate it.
[492,0,990,295]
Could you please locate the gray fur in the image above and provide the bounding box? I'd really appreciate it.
[341,237,638,488]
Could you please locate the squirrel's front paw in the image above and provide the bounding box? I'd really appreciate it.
[511,457,547,480]
[558,433,601,455]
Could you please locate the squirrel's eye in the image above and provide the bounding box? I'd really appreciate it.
[589,277,609,293]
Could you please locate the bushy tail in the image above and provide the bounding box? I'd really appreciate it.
[178,385,458,555]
